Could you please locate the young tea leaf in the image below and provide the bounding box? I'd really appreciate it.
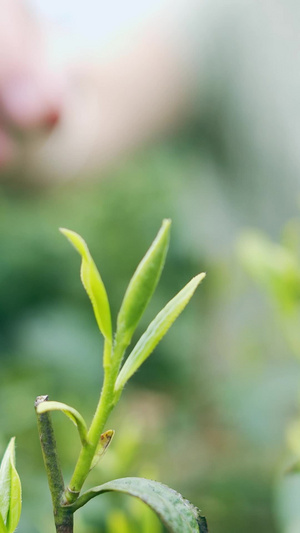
[114,273,205,393]
[0,512,7,533]
[115,219,171,351]
[60,229,112,343]
[0,438,21,533]
[36,401,89,446]
[71,477,207,532]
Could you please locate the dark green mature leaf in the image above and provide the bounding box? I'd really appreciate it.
[36,401,89,446]
[115,219,171,351]
[71,477,207,532]
[0,439,21,533]
[60,229,112,343]
[114,273,205,393]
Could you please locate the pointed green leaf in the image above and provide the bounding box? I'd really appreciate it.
[60,229,112,343]
[36,401,89,446]
[90,430,115,470]
[116,220,171,351]
[0,439,21,533]
[0,512,7,533]
[114,273,205,393]
[71,477,208,532]
[6,456,21,533]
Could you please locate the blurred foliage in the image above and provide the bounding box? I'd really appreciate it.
[237,221,300,533]
[1,137,299,532]
[238,221,300,357]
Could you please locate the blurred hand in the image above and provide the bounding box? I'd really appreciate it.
[0,0,61,167]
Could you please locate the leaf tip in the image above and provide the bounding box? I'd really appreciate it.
[7,436,16,461]
[189,273,206,292]
[162,218,171,229]
[59,227,77,241]
[195,272,206,283]
[59,227,76,241]
[59,228,88,259]
[160,219,171,240]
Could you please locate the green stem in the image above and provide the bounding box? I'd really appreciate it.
[35,396,74,533]
[103,338,112,369]
[63,338,128,505]
[63,340,127,505]
[63,373,114,504]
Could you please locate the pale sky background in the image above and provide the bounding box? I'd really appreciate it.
[27,0,181,64]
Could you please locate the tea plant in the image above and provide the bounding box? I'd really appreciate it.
[0,220,208,532]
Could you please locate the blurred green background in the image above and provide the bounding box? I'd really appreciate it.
[1,138,300,532]
[2,1,300,532]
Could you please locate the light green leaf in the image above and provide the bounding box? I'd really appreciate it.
[60,228,112,343]
[90,430,115,470]
[0,438,22,533]
[36,401,89,446]
[0,512,7,533]
[237,231,300,312]
[114,273,205,393]
[70,477,208,532]
[115,220,171,351]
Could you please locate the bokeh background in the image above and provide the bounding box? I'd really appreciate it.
[1,1,300,532]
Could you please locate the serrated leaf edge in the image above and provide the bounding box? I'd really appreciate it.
[69,477,206,532]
